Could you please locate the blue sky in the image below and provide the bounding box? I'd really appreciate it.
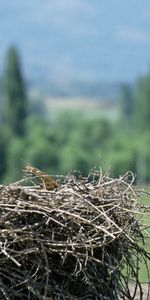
[1,0,150,83]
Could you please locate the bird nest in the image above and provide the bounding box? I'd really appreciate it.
[0,168,150,299]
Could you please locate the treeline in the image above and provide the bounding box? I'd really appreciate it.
[0,46,150,183]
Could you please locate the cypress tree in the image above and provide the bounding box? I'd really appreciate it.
[3,46,27,136]
[121,84,134,122]
[134,73,150,132]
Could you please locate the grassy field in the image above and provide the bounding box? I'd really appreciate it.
[44,96,119,120]
[137,187,150,282]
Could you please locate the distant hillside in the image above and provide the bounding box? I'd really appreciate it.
[44,96,120,120]
[28,79,122,100]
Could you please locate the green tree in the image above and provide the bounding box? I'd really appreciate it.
[0,126,12,181]
[59,117,113,175]
[133,72,150,182]
[101,123,137,177]
[121,84,134,122]
[25,116,60,174]
[134,73,150,132]
[3,136,26,183]
[3,46,27,136]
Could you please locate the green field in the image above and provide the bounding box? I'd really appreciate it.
[137,187,150,282]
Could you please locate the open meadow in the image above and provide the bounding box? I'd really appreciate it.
[138,187,150,282]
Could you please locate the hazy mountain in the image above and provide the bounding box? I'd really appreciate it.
[28,77,121,100]
[0,0,150,95]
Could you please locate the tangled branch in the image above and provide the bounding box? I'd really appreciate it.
[0,169,149,299]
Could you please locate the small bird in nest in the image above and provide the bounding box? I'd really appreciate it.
[24,164,59,190]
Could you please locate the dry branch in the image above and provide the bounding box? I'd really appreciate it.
[0,169,149,299]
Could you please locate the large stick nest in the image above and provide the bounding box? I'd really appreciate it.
[0,169,150,299]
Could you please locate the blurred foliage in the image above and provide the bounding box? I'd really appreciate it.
[120,84,134,123]
[134,74,150,132]
[0,47,150,183]
[4,136,26,183]
[3,46,27,136]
